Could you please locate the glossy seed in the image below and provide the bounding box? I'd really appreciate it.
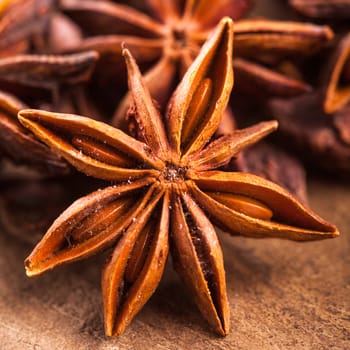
[124,221,153,284]
[72,135,134,167]
[70,198,132,243]
[208,192,273,220]
[181,78,212,144]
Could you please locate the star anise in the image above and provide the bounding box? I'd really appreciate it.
[0,0,54,57]
[268,92,350,174]
[0,89,68,176]
[321,31,350,114]
[234,141,309,204]
[0,51,98,177]
[57,0,333,122]
[19,19,338,337]
[262,17,350,174]
[288,0,350,20]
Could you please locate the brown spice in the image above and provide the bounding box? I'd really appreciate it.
[55,0,334,123]
[0,51,99,177]
[268,92,350,174]
[0,0,54,57]
[236,141,309,204]
[19,19,338,337]
[0,90,69,176]
[322,32,350,114]
[289,0,350,20]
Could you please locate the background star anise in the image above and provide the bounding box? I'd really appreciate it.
[0,51,99,178]
[252,0,350,176]
[0,0,53,57]
[55,0,333,120]
[18,19,338,337]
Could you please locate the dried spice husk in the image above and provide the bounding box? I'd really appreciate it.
[53,0,334,123]
[0,90,69,176]
[226,92,309,203]
[0,0,85,57]
[43,12,83,53]
[0,51,98,99]
[321,32,350,114]
[0,51,100,117]
[0,0,54,57]
[268,93,350,174]
[233,58,311,98]
[231,18,333,98]
[289,0,350,20]
[18,19,338,338]
[234,141,308,204]
[234,19,334,61]
[58,0,254,122]
[0,51,100,177]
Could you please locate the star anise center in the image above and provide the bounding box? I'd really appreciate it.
[162,162,188,183]
[171,26,187,49]
[165,23,192,58]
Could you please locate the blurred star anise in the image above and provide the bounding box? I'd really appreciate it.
[19,19,338,337]
[0,0,54,57]
[268,92,350,174]
[288,0,350,20]
[0,90,68,176]
[264,3,350,175]
[321,31,350,114]
[57,0,333,122]
[0,51,98,177]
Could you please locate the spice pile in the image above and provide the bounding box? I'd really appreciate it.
[0,0,347,338]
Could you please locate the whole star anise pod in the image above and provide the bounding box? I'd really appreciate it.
[57,0,333,122]
[19,19,338,337]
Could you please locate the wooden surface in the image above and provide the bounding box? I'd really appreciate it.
[0,174,349,350]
